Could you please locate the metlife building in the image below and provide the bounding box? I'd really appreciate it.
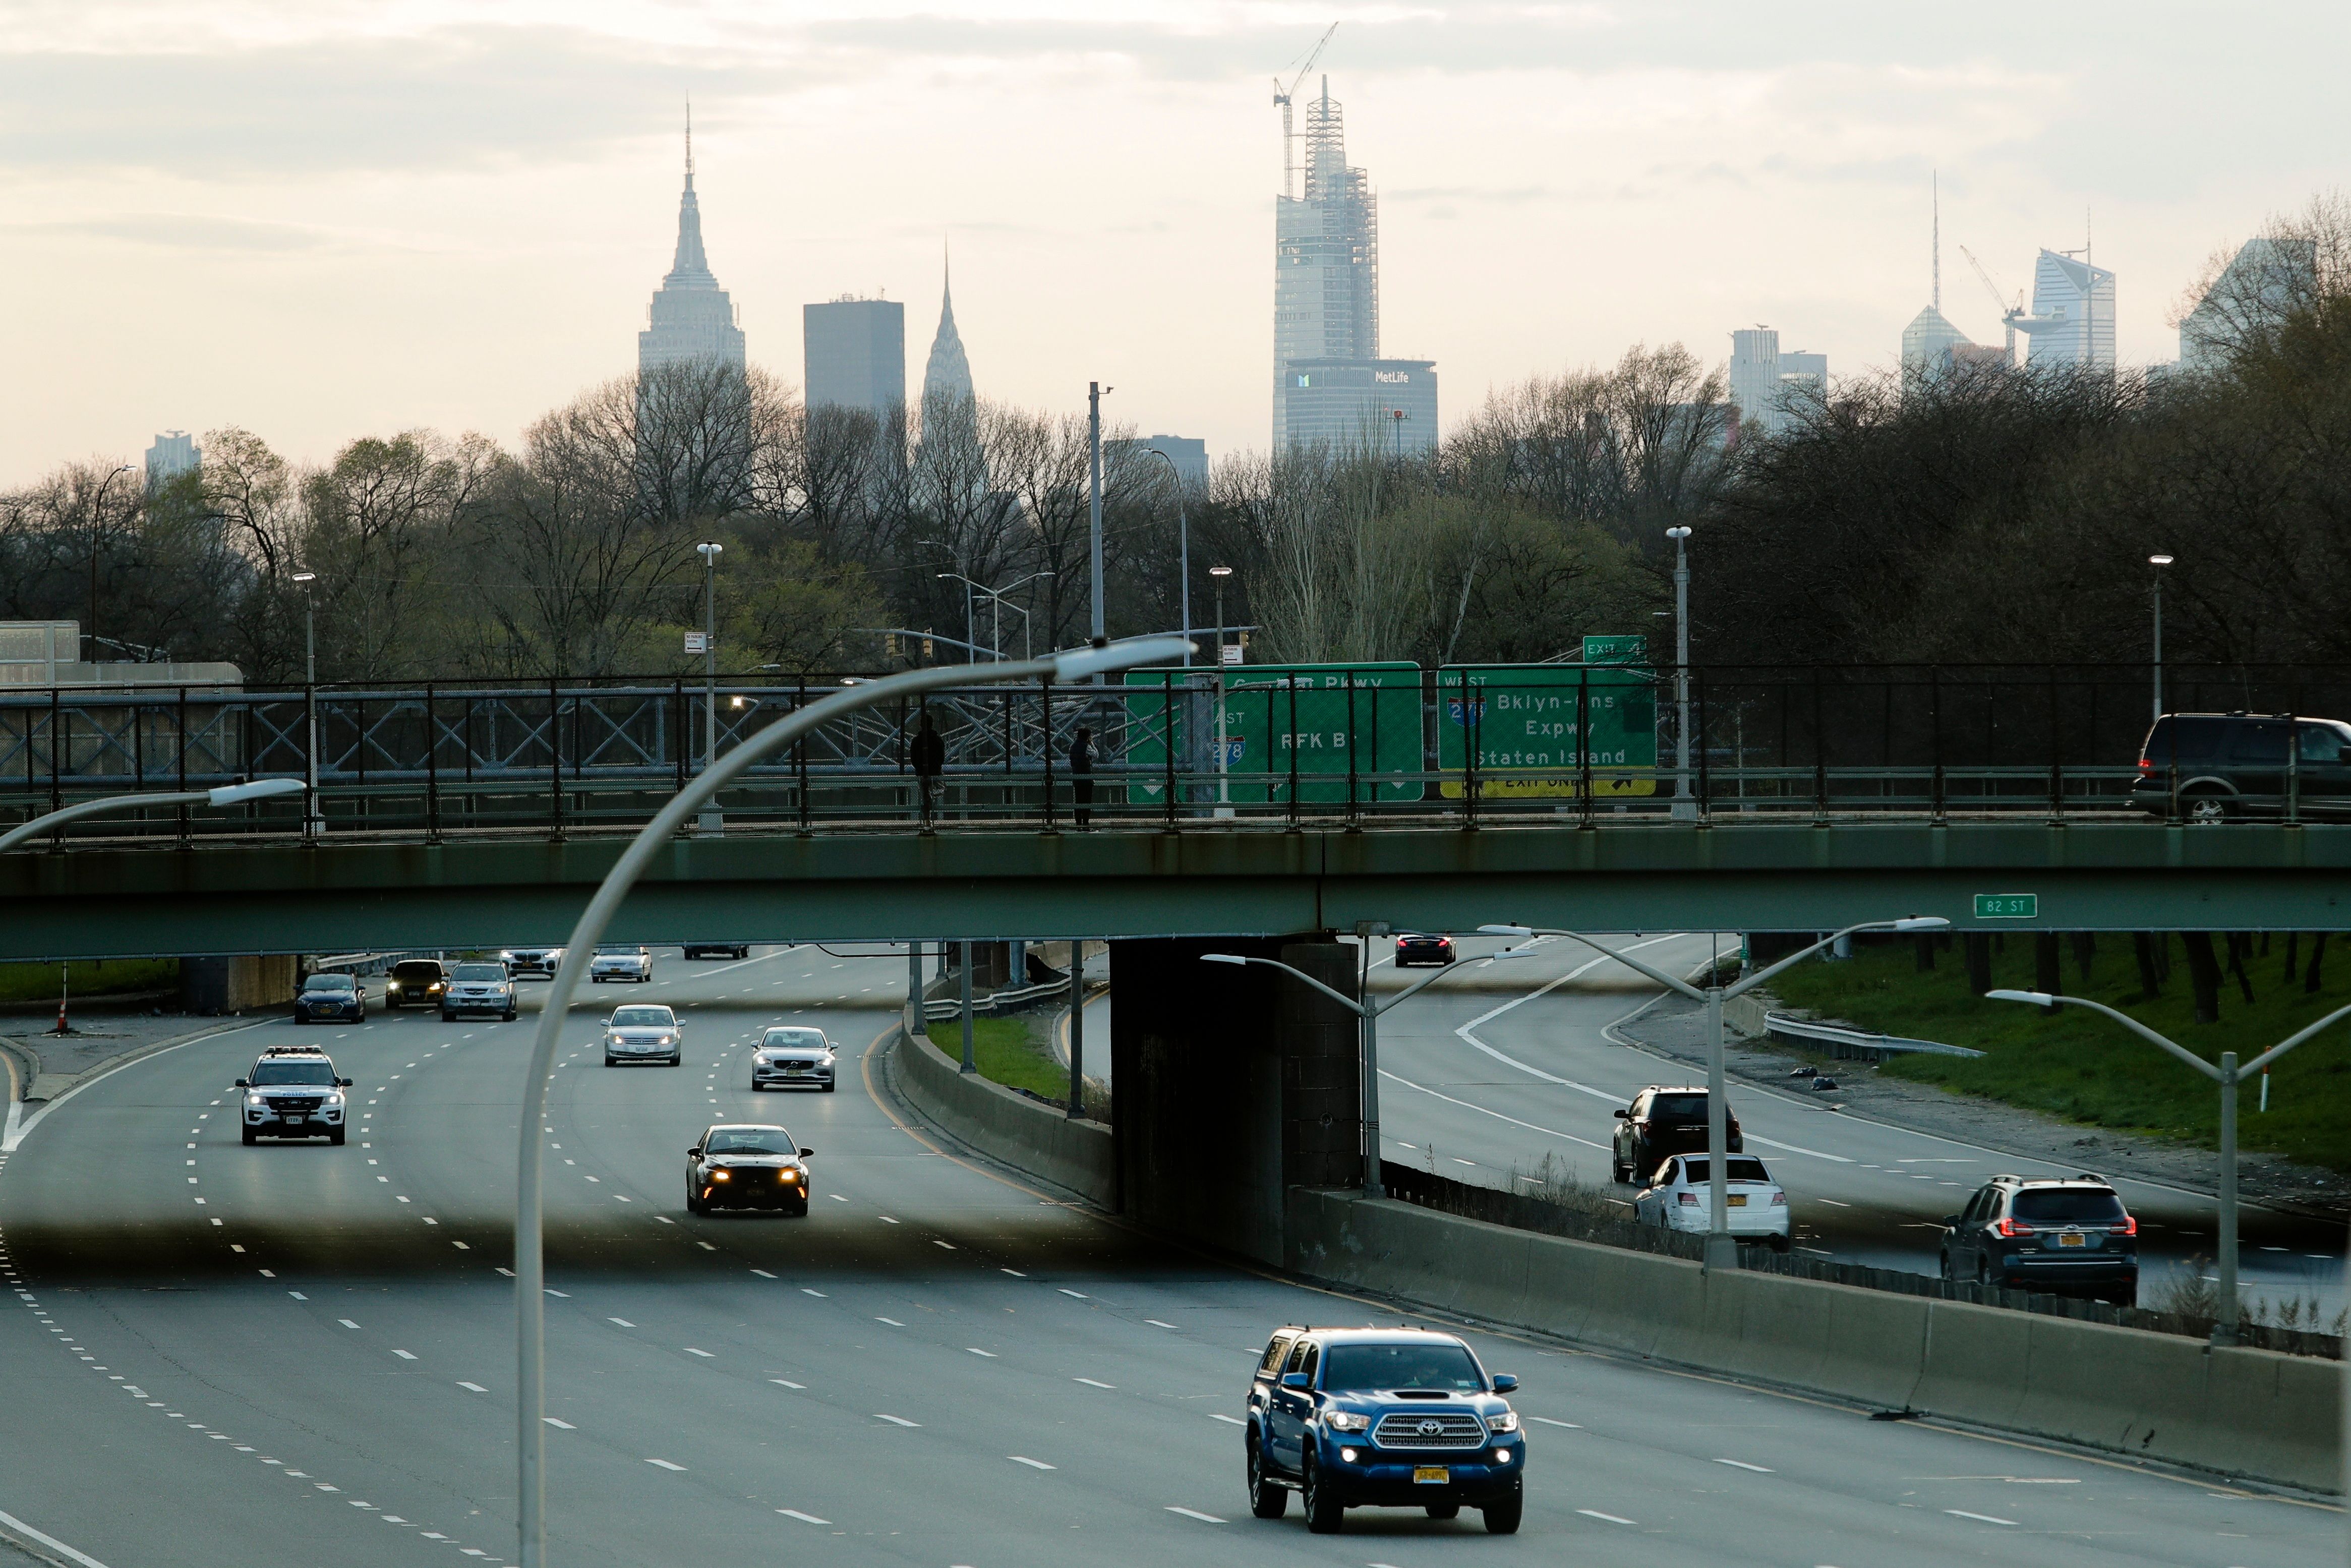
[1278,358,1438,455]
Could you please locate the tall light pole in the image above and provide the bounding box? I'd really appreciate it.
[506,633,1189,1568]
[1666,525,1693,820]
[1202,947,1466,1198]
[2149,553,2174,724]
[1210,565,1233,816]
[86,463,132,652]
[290,569,322,838]
[1088,381,1113,662]
[1136,447,1191,664]
[933,573,979,659]
[1484,916,1949,1267]
[696,541,723,836]
[0,778,304,854]
[1985,987,2351,1344]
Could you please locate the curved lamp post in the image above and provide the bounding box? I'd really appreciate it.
[1482,916,1949,1266]
[1984,986,2351,1344]
[512,634,1189,1566]
[0,777,306,854]
[1199,947,1468,1198]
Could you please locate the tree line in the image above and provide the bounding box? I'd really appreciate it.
[7,195,2341,687]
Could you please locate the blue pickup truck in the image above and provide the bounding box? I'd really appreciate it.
[1244,1324,1524,1534]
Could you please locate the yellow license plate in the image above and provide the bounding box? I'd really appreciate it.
[2057,1232,2086,1247]
[1727,1195,1747,1207]
[1413,1467,1449,1485]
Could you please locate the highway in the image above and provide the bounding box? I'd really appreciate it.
[1365,934,2347,1315]
[0,947,2335,1567]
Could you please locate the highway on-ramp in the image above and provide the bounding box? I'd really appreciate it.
[0,948,2330,1567]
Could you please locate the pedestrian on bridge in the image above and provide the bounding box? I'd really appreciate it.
[912,710,946,829]
[1069,726,1094,828]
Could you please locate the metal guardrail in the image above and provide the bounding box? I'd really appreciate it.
[1762,1012,1987,1060]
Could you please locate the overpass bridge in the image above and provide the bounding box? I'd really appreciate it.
[6,817,2348,962]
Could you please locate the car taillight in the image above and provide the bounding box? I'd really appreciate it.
[2137,757,2154,776]
[1770,1190,1786,1206]
[1994,1216,2035,1238]
[2109,1216,2137,1236]
[1676,1192,1698,1205]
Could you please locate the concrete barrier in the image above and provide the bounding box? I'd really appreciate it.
[1287,1187,2338,1494]
[888,1022,1114,1209]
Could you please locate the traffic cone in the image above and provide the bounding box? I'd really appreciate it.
[50,997,68,1035]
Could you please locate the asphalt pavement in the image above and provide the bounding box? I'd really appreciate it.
[0,946,2334,1567]
[1365,933,2347,1314]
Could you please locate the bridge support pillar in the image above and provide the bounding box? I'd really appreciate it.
[180,955,297,1015]
[1109,934,1358,1267]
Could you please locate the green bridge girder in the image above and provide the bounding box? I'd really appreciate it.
[7,821,2351,962]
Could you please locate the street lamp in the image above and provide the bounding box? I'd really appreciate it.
[1201,943,1466,1197]
[1984,987,2351,1344]
[1665,526,1693,820]
[1087,382,1114,659]
[2149,554,2174,724]
[0,777,305,854]
[1482,916,1950,1267]
[290,570,323,837]
[1135,447,1192,665]
[508,633,1191,1568]
[696,542,723,836]
[1209,566,1234,816]
[87,463,133,652]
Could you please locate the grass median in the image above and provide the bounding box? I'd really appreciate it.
[1768,936,2351,1172]
[926,1016,1067,1100]
[0,958,178,1006]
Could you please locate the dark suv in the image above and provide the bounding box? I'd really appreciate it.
[1941,1174,2138,1305]
[1244,1325,1523,1535]
[383,959,447,1011]
[2130,712,2351,822]
[1612,1086,1741,1183]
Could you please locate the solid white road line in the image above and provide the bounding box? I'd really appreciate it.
[1528,1416,1581,1428]
[0,1508,113,1568]
[1208,1414,1247,1426]
[1377,1070,1609,1152]
[1946,1509,2017,1526]
[1008,1456,1055,1470]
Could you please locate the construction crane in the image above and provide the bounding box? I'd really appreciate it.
[1272,22,1339,201]
[1957,244,2023,365]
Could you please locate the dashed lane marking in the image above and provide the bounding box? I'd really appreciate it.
[1164,1506,1224,1523]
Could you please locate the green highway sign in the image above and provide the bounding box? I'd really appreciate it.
[1973,893,2040,920]
[1435,661,1657,799]
[1123,663,1422,803]
[1581,634,1648,666]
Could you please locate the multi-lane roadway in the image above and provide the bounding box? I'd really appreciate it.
[0,945,2334,1567]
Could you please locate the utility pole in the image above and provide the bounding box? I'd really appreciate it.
[1667,526,1693,820]
[2149,554,2173,723]
[292,569,321,838]
[697,542,724,835]
[1088,382,1110,666]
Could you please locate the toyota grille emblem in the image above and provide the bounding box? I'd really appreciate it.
[1418,1419,1443,1436]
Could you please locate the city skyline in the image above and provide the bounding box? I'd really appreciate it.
[6,4,2347,484]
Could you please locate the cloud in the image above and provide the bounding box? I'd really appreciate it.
[12,213,331,250]
[0,26,787,178]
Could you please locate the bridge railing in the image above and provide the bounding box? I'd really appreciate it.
[0,661,2340,844]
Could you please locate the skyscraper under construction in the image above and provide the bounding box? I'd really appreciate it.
[1273,79,1434,453]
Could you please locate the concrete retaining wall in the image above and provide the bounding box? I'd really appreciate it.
[1288,1187,2338,1494]
[889,1022,1114,1209]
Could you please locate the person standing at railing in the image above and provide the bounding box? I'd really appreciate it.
[912,711,945,830]
[1069,726,1094,828]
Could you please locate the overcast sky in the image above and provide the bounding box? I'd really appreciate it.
[5,2,2344,484]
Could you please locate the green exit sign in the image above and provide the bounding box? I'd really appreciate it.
[1973,893,2039,920]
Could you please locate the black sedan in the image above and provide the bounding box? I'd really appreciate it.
[1394,933,1456,967]
[293,972,366,1023]
[686,1124,813,1215]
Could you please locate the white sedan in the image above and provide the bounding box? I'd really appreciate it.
[589,944,654,983]
[1632,1153,1791,1247]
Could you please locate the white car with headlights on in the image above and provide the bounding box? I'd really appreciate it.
[604,1004,683,1066]
[590,944,654,983]
[1632,1153,1791,1248]
[752,1026,836,1092]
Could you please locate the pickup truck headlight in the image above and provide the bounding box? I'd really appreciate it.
[1323,1411,1371,1433]
[1485,1410,1519,1433]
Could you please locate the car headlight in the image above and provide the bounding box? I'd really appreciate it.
[324,1092,344,1107]
[779,1169,802,1183]
[388,981,401,992]
[1485,1410,1519,1433]
[710,1170,731,1182]
[246,1092,267,1107]
[1323,1411,1370,1433]
[659,1034,676,1046]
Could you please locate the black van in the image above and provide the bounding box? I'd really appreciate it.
[2130,712,2351,821]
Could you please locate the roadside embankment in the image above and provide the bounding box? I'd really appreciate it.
[888,1019,1113,1208]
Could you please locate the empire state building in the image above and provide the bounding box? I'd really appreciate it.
[639,115,746,372]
